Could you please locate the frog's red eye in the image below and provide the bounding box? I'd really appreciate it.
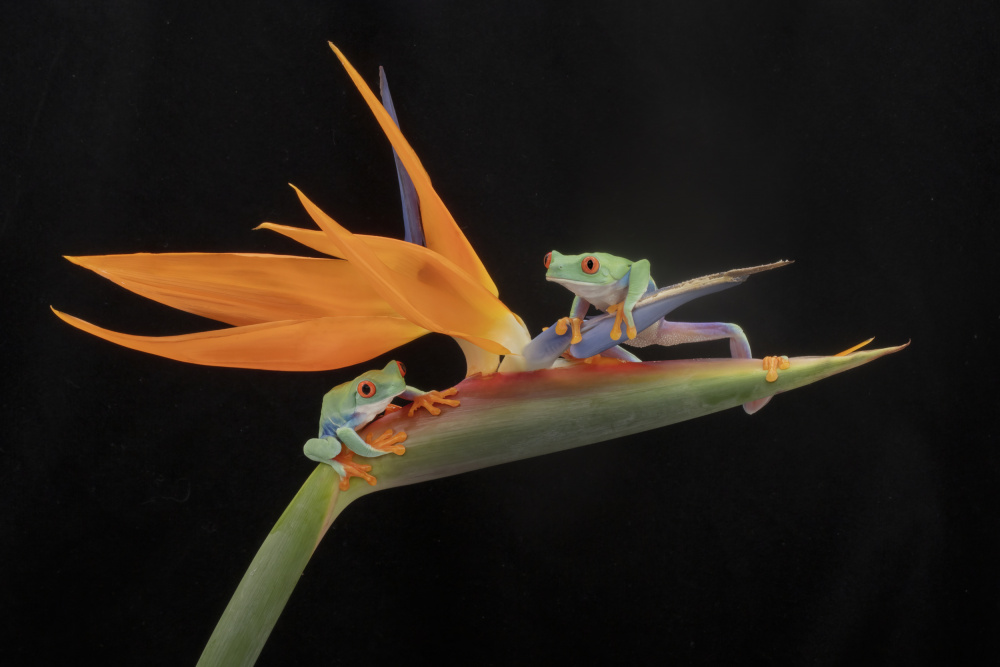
[357,380,377,398]
[395,360,406,377]
[543,251,552,268]
[581,256,600,274]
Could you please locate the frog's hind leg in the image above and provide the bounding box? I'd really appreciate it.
[303,436,347,477]
[624,319,773,414]
[625,320,751,355]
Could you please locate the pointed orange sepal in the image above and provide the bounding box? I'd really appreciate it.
[255,223,345,258]
[51,307,427,372]
[65,253,396,326]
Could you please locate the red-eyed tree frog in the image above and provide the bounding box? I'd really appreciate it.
[543,250,755,361]
[303,360,459,486]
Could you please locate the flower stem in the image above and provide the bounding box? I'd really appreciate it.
[196,465,370,666]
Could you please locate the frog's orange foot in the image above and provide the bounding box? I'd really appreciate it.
[365,428,407,455]
[559,348,629,365]
[333,449,376,491]
[382,403,403,415]
[607,303,624,340]
[606,303,637,341]
[554,317,584,344]
[584,353,629,365]
[407,388,461,417]
[762,355,791,382]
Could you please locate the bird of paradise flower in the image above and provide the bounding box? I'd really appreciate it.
[53,45,529,378]
[53,44,907,665]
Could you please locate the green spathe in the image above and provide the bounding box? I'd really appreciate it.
[198,344,906,665]
[364,344,908,489]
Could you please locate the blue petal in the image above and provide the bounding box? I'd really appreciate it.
[379,66,425,247]
[522,325,573,370]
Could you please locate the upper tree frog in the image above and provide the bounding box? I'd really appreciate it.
[544,251,783,414]
[543,250,653,342]
[544,250,754,359]
[303,360,459,487]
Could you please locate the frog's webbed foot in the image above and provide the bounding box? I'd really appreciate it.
[554,316,584,344]
[742,355,791,415]
[762,355,791,383]
[407,387,460,417]
[332,449,377,491]
[559,344,636,365]
[364,428,407,455]
[606,303,638,341]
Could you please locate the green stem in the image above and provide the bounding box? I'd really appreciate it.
[196,466,370,666]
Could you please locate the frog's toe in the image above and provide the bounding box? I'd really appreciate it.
[553,317,584,343]
[365,428,407,455]
[762,355,791,383]
[407,388,461,417]
[743,355,791,414]
[332,449,377,490]
[607,303,622,340]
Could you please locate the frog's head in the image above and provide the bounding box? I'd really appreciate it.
[544,250,627,287]
[350,360,408,421]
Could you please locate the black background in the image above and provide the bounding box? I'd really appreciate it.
[3,1,997,664]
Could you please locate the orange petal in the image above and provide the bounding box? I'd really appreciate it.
[51,307,427,371]
[328,43,499,297]
[258,222,469,279]
[294,186,523,355]
[65,253,396,326]
[255,223,345,258]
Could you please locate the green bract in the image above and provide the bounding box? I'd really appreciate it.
[198,345,906,666]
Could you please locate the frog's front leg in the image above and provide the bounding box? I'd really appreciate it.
[400,386,461,417]
[554,296,588,344]
[608,261,653,341]
[569,294,590,321]
[622,260,651,338]
[337,425,406,457]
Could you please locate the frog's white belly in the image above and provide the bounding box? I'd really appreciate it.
[352,397,395,427]
[547,278,627,311]
[326,396,395,434]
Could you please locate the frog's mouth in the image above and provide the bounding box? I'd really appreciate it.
[547,276,601,292]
